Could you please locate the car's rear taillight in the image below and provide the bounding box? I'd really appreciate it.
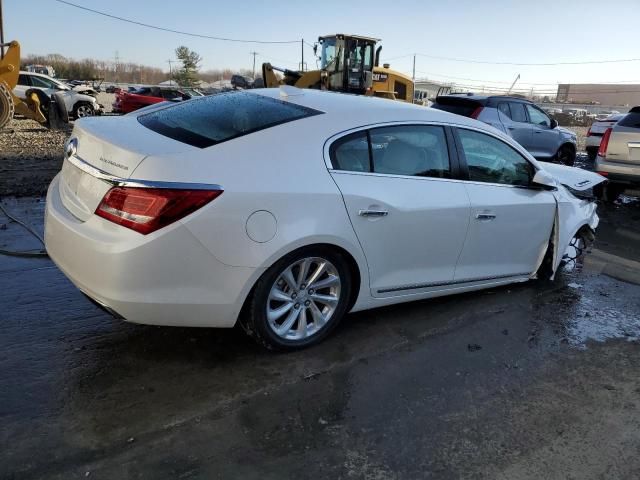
[95,187,222,235]
[470,106,484,119]
[598,127,613,157]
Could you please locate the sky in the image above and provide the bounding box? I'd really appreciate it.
[5,0,640,93]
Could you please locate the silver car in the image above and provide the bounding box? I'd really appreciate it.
[595,106,640,201]
[432,94,578,165]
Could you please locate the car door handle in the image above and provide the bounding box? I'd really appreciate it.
[507,126,516,130]
[534,130,543,133]
[475,213,496,220]
[358,209,389,217]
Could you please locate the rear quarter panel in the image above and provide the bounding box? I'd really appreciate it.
[130,114,369,276]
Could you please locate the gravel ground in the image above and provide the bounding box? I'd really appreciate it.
[0,100,589,198]
[0,93,114,197]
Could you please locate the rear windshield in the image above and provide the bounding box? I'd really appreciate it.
[138,91,323,148]
[618,111,640,129]
[431,97,482,117]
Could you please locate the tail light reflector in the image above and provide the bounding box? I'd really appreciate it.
[470,106,484,119]
[598,127,613,157]
[95,187,222,235]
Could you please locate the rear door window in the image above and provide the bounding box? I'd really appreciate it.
[370,125,450,178]
[497,102,511,119]
[509,102,528,123]
[138,92,323,148]
[330,125,451,179]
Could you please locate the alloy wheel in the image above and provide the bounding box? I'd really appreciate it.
[76,105,93,117]
[266,257,342,340]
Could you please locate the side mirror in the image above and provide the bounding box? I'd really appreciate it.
[550,118,558,129]
[532,169,557,189]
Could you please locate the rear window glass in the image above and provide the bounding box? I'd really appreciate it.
[618,112,640,129]
[138,92,323,148]
[432,99,481,117]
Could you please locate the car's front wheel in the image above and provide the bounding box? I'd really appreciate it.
[73,102,95,119]
[556,144,576,166]
[240,247,352,351]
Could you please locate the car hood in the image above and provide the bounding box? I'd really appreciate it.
[541,163,606,191]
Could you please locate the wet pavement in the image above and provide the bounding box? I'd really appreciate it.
[1,188,640,479]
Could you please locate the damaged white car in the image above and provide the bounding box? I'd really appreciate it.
[44,88,606,350]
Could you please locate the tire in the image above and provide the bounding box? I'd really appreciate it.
[239,246,353,351]
[0,82,15,129]
[556,144,576,166]
[586,147,598,161]
[596,183,624,203]
[73,101,95,119]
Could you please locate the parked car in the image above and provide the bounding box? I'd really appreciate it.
[432,94,578,165]
[231,74,254,89]
[14,71,103,119]
[45,89,604,350]
[586,113,625,159]
[112,86,195,114]
[595,106,640,201]
[105,85,118,93]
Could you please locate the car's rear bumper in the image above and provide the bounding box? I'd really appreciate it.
[595,156,640,186]
[45,174,258,328]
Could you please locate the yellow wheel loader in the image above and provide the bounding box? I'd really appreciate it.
[0,41,68,129]
[262,34,414,102]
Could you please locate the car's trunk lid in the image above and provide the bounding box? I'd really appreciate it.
[59,115,188,221]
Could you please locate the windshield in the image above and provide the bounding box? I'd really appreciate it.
[346,40,374,71]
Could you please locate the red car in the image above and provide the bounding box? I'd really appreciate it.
[112,87,191,114]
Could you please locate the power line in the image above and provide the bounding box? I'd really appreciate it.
[414,52,640,66]
[53,0,300,44]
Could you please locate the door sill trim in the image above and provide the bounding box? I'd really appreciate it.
[376,272,532,294]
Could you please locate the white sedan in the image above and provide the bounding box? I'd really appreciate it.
[45,88,606,350]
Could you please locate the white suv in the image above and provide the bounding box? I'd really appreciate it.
[14,71,102,119]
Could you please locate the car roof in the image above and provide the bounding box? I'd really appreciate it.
[249,87,511,135]
[19,70,57,80]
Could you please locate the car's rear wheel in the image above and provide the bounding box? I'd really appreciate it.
[73,102,95,119]
[241,247,352,351]
[556,144,576,166]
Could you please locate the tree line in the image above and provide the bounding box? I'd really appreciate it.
[22,47,255,86]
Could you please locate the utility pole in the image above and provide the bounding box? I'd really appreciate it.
[301,39,305,72]
[412,54,416,81]
[0,0,5,59]
[250,51,259,77]
[167,59,176,81]
[114,51,120,84]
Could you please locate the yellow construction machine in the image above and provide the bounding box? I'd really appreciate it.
[262,34,414,102]
[0,41,67,129]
